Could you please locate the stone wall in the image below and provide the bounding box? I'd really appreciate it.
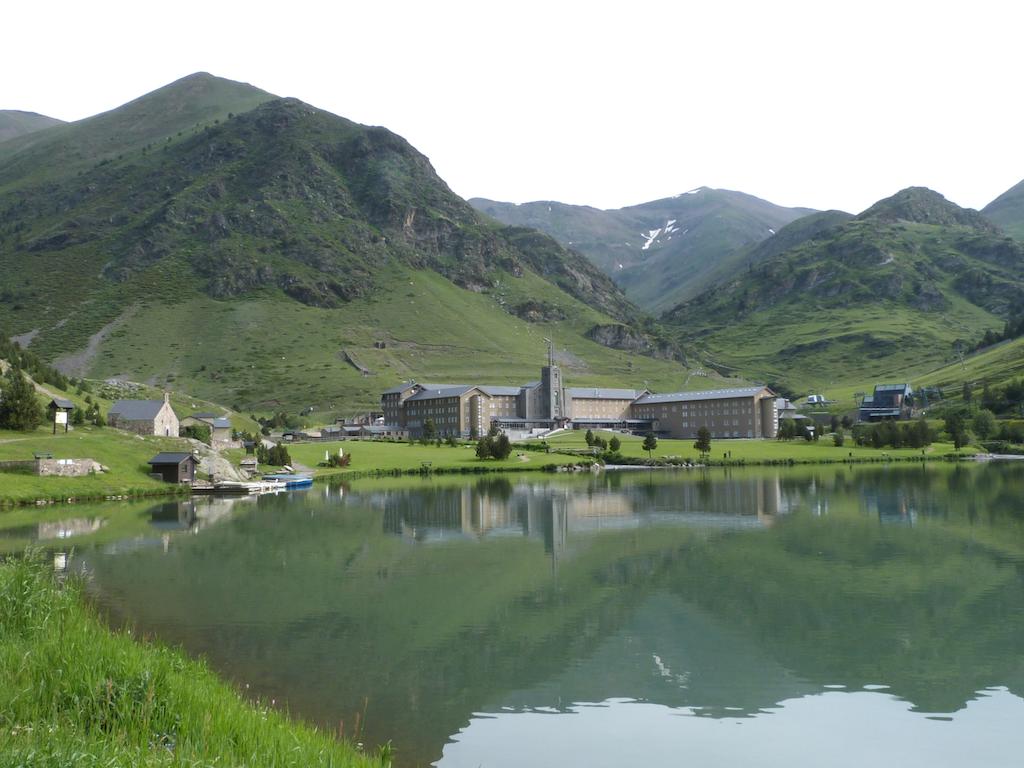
[36,458,104,477]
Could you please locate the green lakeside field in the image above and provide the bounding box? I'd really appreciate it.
[0,426,192,507]
[0,554,388,767]
[271,430,975,481]
[529,430,973,463]
[281,439,582,476]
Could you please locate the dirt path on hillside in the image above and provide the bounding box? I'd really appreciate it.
[54,305,138,377]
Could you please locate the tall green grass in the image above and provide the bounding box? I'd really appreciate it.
[0,552,389,767]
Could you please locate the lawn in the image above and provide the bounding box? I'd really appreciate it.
[284,439,583,476]
[0,425,191,506]
[530,429,973,464]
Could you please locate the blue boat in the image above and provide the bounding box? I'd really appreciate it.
[263,473,314,489]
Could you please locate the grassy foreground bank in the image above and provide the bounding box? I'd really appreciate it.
[0,554,389,767]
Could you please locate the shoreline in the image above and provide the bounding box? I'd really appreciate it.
[0,554,388,766]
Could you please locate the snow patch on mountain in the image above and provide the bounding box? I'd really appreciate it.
[641,228,662,250]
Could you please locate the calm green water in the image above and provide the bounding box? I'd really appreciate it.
[66,464,1024,767]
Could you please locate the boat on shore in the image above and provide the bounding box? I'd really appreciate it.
[192,474,313,495]
[262,473,314,489]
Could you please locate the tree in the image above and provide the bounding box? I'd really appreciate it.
[493,434,513,460]
[962,381,973,403]
[0,366,44,431]
[832,428,845,447]
[778,419,797,440]
[914,416,933,448]
[421,418,437,443]
[694,426,712,459]
[182,423,212,445]
[642,432,658,460]
[475,436,493,459]
[972,409,997,441]
[609,436,621,452]
[945,412,970,451]
[584,429,595,447]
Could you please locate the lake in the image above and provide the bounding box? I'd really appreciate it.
[60,464,1024,767]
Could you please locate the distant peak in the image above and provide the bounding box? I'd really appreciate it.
[674,186,710,198]
[857,186,997,232]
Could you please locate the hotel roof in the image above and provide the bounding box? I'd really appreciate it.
[406,385,475,402]
[567,387,644,400]
[634,386,770,405]
[479,385,523,397]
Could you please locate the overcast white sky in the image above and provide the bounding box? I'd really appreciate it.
[4,0,1022,214]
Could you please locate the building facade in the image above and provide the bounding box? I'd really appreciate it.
[630,386,778,439]
[108,393,179,437]
[382,367,777,440]
[858,384,913,422]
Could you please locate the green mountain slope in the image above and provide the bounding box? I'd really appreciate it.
[982,178,1024,241]
[0,110,64,143]
[0,76,696,413]
[0,72,276,192]
[471,187,814,312]
[663,187,1024,390]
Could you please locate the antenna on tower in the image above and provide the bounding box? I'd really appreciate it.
[542,337,554,367]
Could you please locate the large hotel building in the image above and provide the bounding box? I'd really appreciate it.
[382,364,778,440]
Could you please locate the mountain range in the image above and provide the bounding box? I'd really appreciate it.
[0,110,64,143]
[663,187,1024,389]
[4,72,1024,413]
[0,73,694,414]
[471,189,812,312]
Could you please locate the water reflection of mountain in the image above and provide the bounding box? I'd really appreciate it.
[72,465,1024,767]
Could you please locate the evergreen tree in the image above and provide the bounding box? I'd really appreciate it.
[609,436,621,452]
[945,412,970,451]
[493,434,513,460]
[694,426,712,458]
[0,366,44,431]
[475,436,493,459]
[642,432,658,459]
[778,419,797,440]
[914,416,933,447]
[584,429,595,447]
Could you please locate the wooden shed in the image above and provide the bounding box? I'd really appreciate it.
[147,452,199,484]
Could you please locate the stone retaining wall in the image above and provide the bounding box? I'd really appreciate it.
[0,459,105,477]
[36,458,103,477]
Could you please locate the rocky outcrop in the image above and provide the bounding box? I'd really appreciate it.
[585,323,682,362]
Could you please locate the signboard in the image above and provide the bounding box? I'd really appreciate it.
[54,411,68,425]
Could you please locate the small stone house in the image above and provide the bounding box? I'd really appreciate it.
[180,413,233,444]
[108,393,179,436]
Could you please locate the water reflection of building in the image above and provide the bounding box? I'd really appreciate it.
[149,496,250,534]
[375,474,787,553]
[861,487,917,525]
[37,517,105,540]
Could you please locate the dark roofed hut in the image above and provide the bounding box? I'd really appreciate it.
[147,452,199,484]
